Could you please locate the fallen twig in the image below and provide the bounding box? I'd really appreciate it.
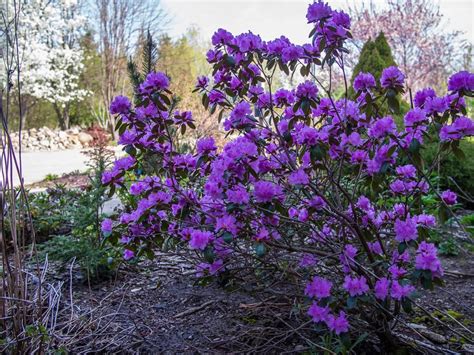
[174,300,217,318]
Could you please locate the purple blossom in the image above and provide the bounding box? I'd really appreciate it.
[447,71,474,92]
[227,185,250,204]
[441,190,457,205]
[374,277,390,300]
[123,249,135,261]
[195,76,209,89]
[326,311,349,335]
[343,275,369,297]
[296,80,319,100]
[414,87,436,108]
[404,108,427,129]
[368,116,396,138]
[394,217,418,242]
[140,72,170,93]
[208,90,226,104]
[274,89,295,107]
[396,164,417,179]
[101,218,113,233]
[306,1,332,23]
[353,72,376,92]
[390,280,415,300]
[282,44,304,62]
[110,95,131,115]
[308,302,330,322]
[288,169,309,185]
[380,66,405,89]
[189,230,212,250]
[197,137,217,154]
[415,241,443,276]
[440,116,474,141]
[253,180,283,203]
[212,28,234,45]
[305,276,332,299]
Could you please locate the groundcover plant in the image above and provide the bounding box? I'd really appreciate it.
[102,0,474,348]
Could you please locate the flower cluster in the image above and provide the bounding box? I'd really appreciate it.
[102,0,474,344]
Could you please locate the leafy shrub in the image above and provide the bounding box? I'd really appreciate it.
[38,143,120,281]
[423,138,474,206]
[102,1,474,351]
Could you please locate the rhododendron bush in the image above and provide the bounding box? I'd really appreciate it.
[102,0,474,347]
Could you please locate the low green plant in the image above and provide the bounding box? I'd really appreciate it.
[44,173,59,181]
[38,143,121,282]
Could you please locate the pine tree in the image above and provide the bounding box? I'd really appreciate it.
[351,31,397,87]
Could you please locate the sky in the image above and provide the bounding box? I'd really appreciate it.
[160,0,474,45]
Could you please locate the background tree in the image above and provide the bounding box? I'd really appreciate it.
[349,0,466,92]
[91,0,167,139]
[350,32,396,88]
[7,0,89,129]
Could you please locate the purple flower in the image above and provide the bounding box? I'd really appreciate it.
[326,311,349,335]
[123,249,135,261]
[414,88,436,107]
[305,276,332,299]
[195,76,209,89]
[227,185,250,204]
[353,72,376,92]
[415,214,436,228]
[396,164,417,179]
[208,90,226,104]
[306,1,332,23]
[404,108,427,129]
[212,28,234,45]
[394,217,418,242]
[296,80,319,100]
[440,116,474,141]
[189,230,212,250]
[415,241,443,276]
[140,72,170,92]
[447,71,474,92]
[343,275,369,297]
[101,218,113,233]
[308,302,330,322]
[368,116,396,138]
[274,89,295,107]
[390,280,415,300]
[374,277,390,300]
[441,190,457,205]
[288,169,309,185]
[253,180,283,203]
[110,95,131,115]
[197,137,217,154]
[380,66,405,89]
[282,44,304,62]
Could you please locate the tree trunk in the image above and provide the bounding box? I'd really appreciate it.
[53,103,70,130]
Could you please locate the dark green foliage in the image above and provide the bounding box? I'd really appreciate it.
[351,32,397,89]
[128,30,158,97]
[37,145,120,282]
[423,139,474,207]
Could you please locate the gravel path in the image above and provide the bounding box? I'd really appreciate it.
[12,147,124,186]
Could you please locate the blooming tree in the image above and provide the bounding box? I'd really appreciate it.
[17,0,89,129]
[102,0,474,349]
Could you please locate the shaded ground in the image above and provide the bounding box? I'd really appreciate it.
[44,250,474,354]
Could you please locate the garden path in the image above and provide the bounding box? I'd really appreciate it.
[12,146,124,186]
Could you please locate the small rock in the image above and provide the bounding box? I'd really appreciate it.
[78,132,93,145]
[419,329,447,344]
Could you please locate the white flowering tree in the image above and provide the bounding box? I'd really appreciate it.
[17,0,89,129]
